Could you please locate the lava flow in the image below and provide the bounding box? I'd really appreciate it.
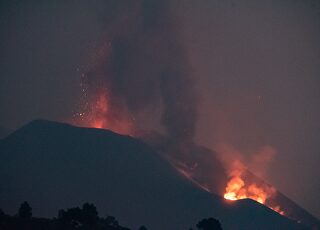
[224,174,285,215]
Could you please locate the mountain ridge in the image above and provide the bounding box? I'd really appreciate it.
[0,120,312,229]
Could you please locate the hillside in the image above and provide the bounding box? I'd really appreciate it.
[0,120,309,229]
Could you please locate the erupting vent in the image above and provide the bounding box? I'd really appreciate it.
[74,92,134,136]
[223,172,284,215]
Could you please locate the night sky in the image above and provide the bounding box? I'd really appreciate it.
[1,0,320,218]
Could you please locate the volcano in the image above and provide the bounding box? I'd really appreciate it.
[0,120,318,229]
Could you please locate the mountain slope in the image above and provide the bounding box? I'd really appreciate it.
[142,131,320,229]
[0,126,12,139]
[0,120,308,229]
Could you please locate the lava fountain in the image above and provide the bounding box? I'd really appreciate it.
[73,91,134,136]
[223,162,285,215]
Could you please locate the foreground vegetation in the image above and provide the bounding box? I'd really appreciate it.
[0,202,223,230]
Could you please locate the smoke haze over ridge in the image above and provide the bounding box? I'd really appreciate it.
[0,0,320,218]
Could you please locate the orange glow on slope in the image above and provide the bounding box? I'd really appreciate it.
[74,92,134,135]
[224,174,285,215]
[270,206,285,215]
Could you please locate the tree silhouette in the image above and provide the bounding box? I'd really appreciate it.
[57,203,101,229]
[18,201,32,218]
[139,225,148,230]
[58,206,82,228]
[196,217,223,230]
[104,215,119,227]
[3,202,137,229]
[82,202,98,225]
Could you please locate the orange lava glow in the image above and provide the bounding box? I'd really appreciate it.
[224,175,285,215]
[270,206,285,215]
[74,92,133,136]
[90,93,109,129]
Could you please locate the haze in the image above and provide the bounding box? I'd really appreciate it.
[0,0,319,218]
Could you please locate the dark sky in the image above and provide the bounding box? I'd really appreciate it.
[1,0,320,218]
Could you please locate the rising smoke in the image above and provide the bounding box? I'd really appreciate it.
[81,0,197,142]
[72,1,311,220]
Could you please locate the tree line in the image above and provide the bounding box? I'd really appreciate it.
[0,202,223,230]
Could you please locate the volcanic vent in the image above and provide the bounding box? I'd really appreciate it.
[69,1,319,229]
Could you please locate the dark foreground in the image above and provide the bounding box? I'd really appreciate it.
[0,202,223,230]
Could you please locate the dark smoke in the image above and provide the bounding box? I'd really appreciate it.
[83,0,197,142]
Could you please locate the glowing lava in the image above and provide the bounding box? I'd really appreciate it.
[224,175,285,215]
[74,92,134,136]
[224,176,271,204]
[87,93,108,129]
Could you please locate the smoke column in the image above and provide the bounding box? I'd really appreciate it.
[80,0,197,142]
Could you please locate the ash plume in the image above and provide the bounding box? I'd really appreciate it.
[81,0,197,142]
